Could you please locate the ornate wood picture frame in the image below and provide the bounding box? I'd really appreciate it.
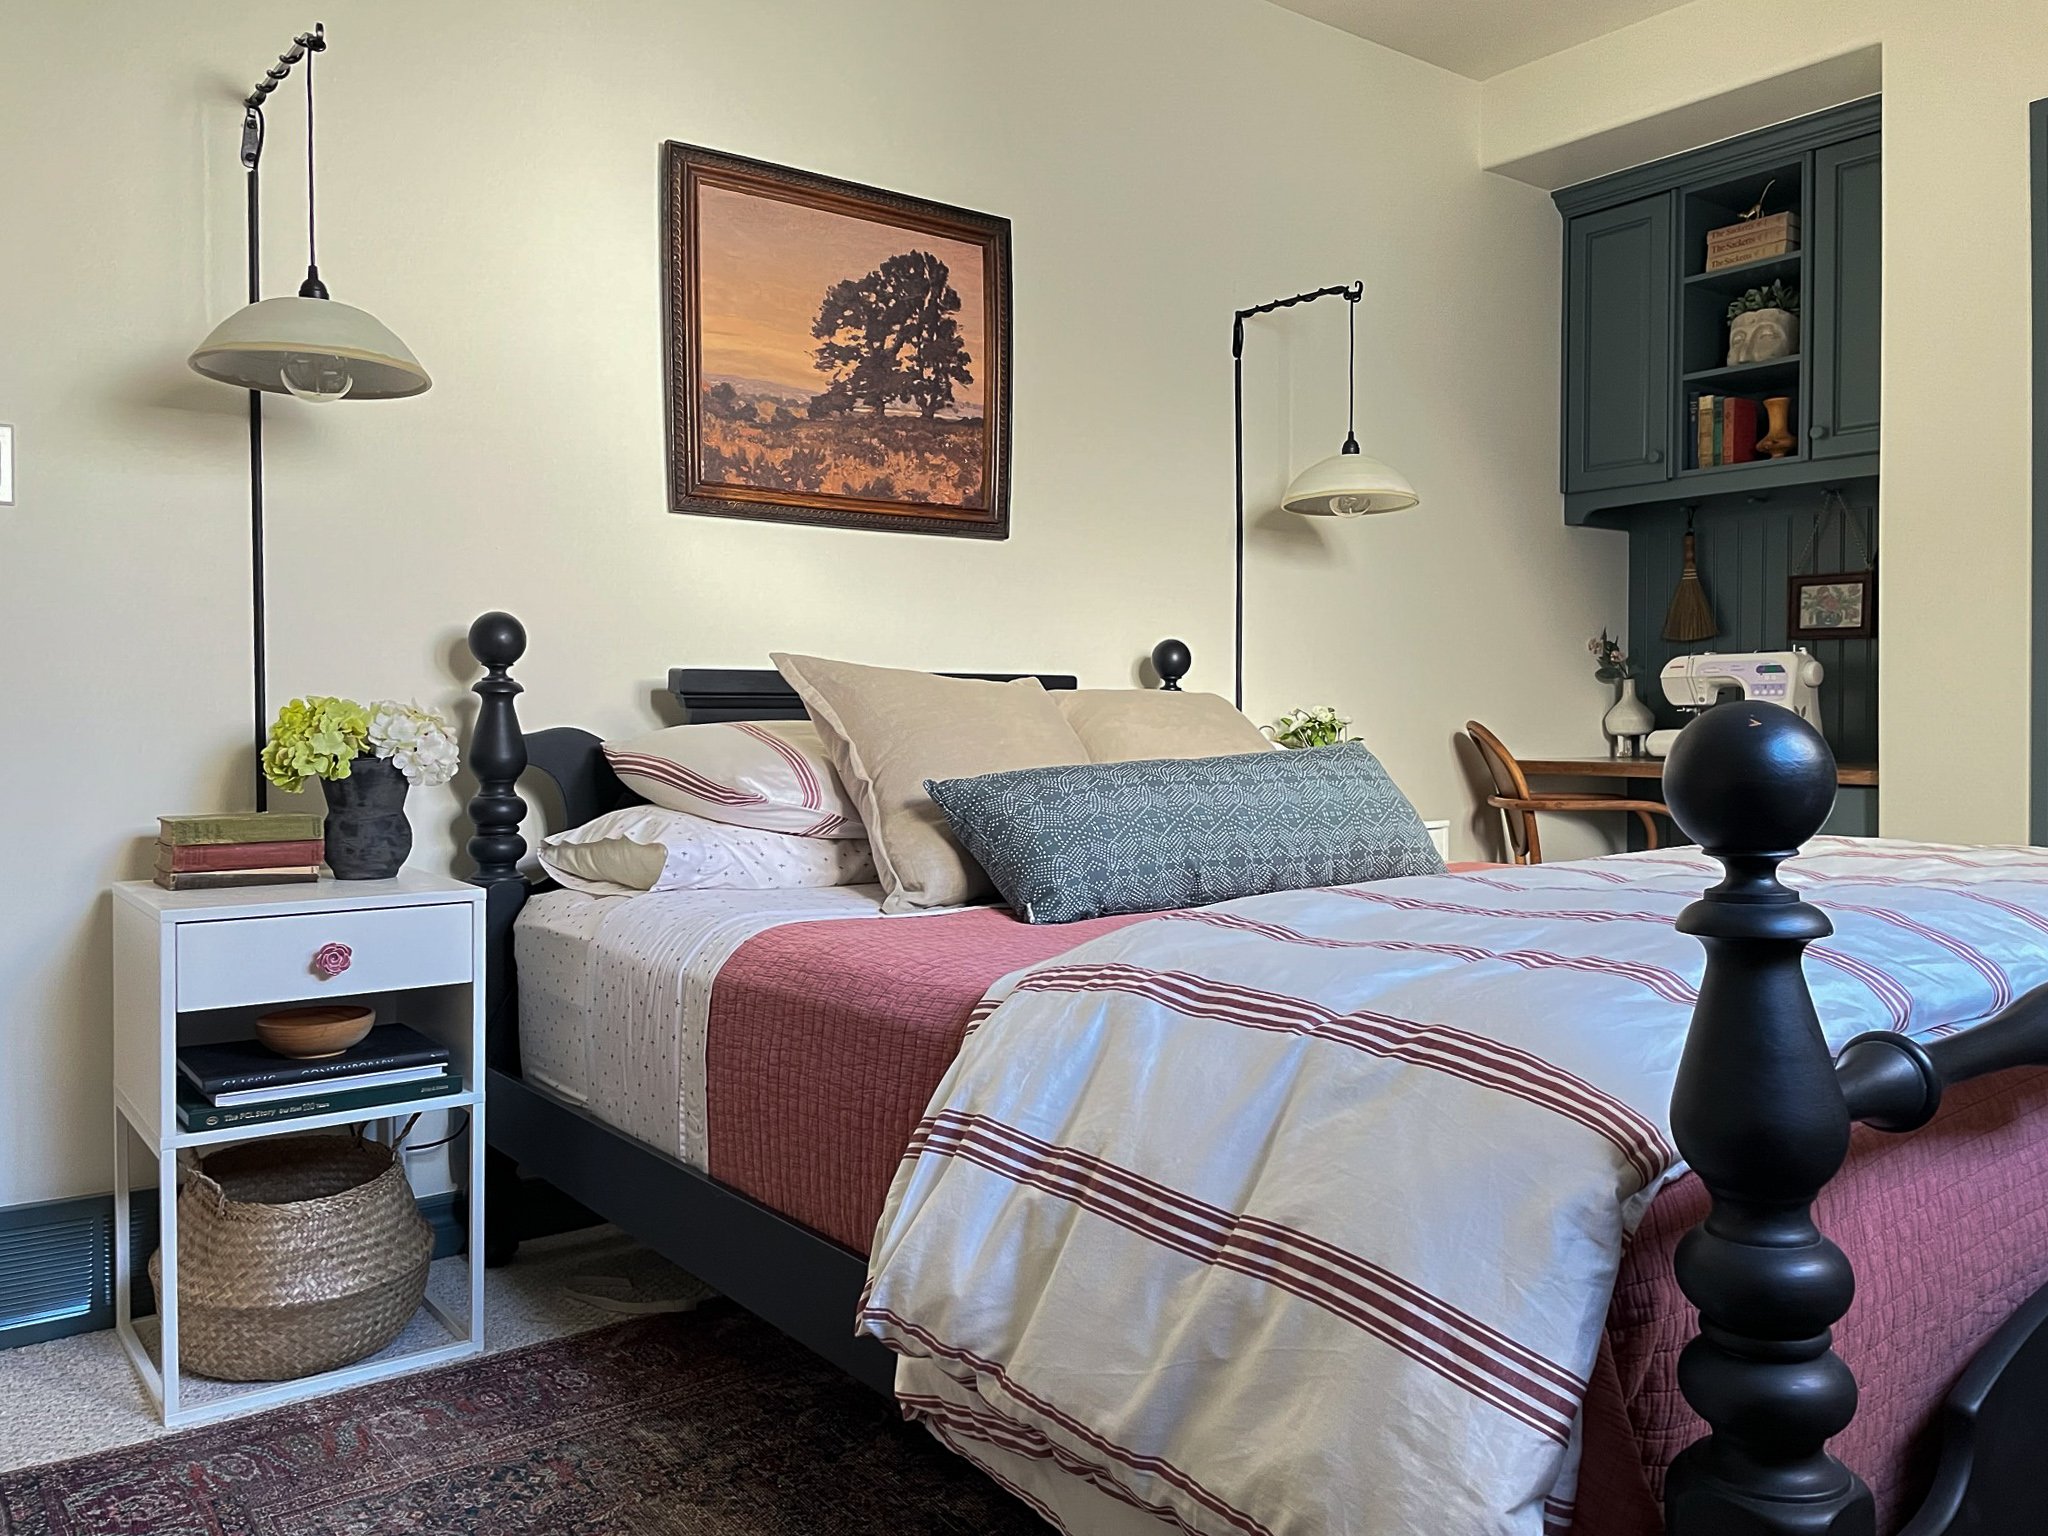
[663,143,1012,539]
[1787,568,1876,641]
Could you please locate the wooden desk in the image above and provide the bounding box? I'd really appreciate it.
[1517,756,1879,788]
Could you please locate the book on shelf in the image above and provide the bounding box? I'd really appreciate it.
[154,866,321,891]
[158,839,325,873]
[1722,397,1758,463]
[158,811,324,847]
[177,1073,463,1132]
[1692,394,1762,467]
[178,1023,451,1107]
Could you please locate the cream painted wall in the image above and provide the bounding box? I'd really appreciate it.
[0,0,1624,1207]
[1482,0,2048,843]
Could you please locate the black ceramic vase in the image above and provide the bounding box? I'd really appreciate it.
[322,756,412,879]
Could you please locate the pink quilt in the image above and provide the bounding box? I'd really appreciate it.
[697,873,2048,1533]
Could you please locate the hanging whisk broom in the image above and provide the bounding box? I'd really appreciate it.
[1661,512,1719,643]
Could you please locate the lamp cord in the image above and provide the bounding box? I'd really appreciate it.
[305,43,317,271]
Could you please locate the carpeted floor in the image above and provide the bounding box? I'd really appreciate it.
[0,1303,1048,1535]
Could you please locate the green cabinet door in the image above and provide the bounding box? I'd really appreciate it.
[1563,194,1674,494]
[1809,134,1882,459]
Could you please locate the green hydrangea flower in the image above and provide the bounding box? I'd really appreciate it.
[262,696,371,793]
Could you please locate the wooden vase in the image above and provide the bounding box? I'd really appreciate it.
[1757,395,1797,458]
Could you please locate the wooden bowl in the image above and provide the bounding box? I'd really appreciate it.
[256,1004,374,1060]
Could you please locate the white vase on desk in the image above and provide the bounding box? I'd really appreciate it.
[1603,678,1656,758]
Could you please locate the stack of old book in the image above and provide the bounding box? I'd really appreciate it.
[156,812,325,890]
[176,1022,459,1132]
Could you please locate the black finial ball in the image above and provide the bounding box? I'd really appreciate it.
[468,611,527,668]
[1662,701,1836,853]
[1150,638,1191,691]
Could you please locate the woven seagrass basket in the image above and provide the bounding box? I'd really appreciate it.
[147,1133,432,1382]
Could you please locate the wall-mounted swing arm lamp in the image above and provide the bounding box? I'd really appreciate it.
[1210,281,1418,709]
[188,23,431,809]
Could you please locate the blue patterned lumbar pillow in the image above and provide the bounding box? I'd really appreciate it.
[924,742,1445,924]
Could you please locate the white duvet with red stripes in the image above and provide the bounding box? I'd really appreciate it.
[859,839,2048,1536]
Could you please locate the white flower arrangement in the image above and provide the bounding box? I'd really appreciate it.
[367,701,460,788]
[1264,704,1356,750]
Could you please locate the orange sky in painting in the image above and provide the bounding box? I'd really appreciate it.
[696,183,986,406]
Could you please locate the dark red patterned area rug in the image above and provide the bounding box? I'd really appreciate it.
[0,1305,1047,1534]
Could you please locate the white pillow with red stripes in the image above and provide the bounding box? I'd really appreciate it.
[602,720,863,838]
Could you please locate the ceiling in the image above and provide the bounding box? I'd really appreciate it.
[1267,0,1698,80]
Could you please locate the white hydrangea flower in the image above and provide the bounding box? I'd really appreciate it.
[367,701,460,787]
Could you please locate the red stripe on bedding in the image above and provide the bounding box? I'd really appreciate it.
[906,1396,1210,1536]
[867,1306,1275,1536]
[1169,908,1699,1006]
[906,1110,1584,1442]
[731,720,824,810]
[602,748,767,807]
[1817,900,2014,1011]
[1007,963,1671,1187]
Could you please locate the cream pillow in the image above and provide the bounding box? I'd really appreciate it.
[602,718,861,837]
[1055,689,1275,762]
[539,805,876,896]
[771,654,1089,912]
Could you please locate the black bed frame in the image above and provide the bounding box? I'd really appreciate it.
[461,611,2048,1536]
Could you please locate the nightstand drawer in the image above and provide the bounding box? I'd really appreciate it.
[176,902,474,1012]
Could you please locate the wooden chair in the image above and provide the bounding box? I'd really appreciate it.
[1464,720,1670,865]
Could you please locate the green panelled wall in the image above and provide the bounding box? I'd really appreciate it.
[1624,479,1880,762]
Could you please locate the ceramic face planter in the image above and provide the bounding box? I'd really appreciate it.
[1727,308,1799,365]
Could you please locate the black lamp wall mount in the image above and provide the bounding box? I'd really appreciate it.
[192,22,431,810]
[234,26,325,812]
[1225,282,1362,711]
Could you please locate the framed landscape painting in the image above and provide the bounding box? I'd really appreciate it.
[663,143,1012,539]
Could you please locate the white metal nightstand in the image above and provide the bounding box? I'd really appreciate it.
[111,870,487,1427]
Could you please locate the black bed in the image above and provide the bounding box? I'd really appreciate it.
[459,610,2048,1536]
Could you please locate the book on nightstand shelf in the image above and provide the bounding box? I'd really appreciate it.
[178,1023,451,1107]
[158,812,324,846]
[177,1073,463,1131]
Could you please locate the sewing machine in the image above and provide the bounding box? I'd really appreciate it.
[1648,649,1825,756]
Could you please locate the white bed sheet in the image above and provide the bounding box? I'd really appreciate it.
[514,883,889,1167]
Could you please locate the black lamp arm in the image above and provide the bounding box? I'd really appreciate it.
[244,26,326,112]
[1228,279,1364,709]
[1232,281,1362,359]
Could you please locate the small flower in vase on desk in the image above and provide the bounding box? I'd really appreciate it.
[1590,632,1655,759]
[263,697,460,879]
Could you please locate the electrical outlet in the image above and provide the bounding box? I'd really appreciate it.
[0,424,13,505]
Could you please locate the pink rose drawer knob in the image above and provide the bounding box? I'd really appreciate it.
[311,941,353,980]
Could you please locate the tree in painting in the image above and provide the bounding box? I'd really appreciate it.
[810,250,974,419]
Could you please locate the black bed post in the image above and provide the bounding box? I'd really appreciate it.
[466,610,530,1267]
[1660,701,1871,1536]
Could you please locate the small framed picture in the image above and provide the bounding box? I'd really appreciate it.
[1787,570,1875,640]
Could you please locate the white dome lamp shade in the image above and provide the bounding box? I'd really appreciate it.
[189,295,430,401]
[1282,439,1419,517]
[186,24,428,403]
[1280,288,1415,517]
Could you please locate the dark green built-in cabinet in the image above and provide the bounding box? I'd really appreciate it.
[1564,197,1673,493]
[1555,99,1882,525]
[1553,100,1884,829]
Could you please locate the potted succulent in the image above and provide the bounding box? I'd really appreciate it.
[1590,631,1654,758]
[263,697,459,879]
[1264,705,1357,749]
[1726,279,1800,365]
